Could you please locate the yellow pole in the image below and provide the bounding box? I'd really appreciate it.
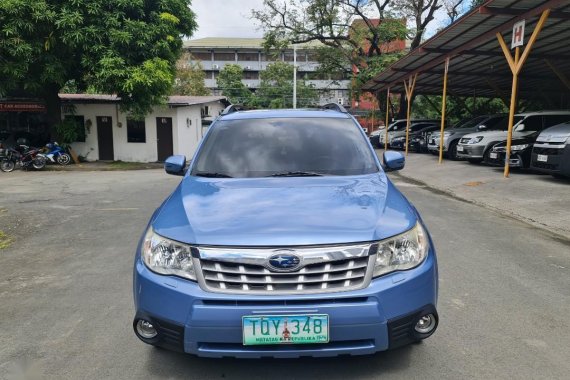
[497,9,550,178]
[439,57,450,164]
[504,47,520,178]
[404,74,417,156]
[385,88,390,151]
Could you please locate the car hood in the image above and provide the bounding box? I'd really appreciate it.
[461,130,530,141]
[537,123,570,141]
[152,173,417,246]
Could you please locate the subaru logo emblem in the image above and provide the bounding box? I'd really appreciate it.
[268,250,301,272]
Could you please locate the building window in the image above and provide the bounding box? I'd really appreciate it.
[190,52,211,61]
[201,106,211,117]
[64,115,86,142]
[127,119,146,143]
[243,71,259,80]
[237,52,258,61]
[261,52,280,61]
[214,52,236,61]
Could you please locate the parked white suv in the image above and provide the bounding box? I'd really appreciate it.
[456,111,570,163]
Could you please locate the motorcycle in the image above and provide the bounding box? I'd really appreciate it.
[0,145,46,172]
[38,142,72,165]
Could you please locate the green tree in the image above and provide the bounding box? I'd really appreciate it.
[172,53,211,96]
[0,0,197,135]
[216,64,252,104]
[254,61,318,108]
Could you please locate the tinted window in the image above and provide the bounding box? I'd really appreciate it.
[454,116,488,129]
[192,117,378,178]
[544,114,570,128]
[521,115,543,131]
[411,123,436,132]
[64,115,86,142]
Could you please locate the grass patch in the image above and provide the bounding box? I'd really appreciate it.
[0,230,12,249]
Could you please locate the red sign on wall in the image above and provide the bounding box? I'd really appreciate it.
[511,20,525,49]
[0,103,47,112]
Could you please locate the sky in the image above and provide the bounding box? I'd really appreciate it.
[191,0,265,39]
[189,0,461,42]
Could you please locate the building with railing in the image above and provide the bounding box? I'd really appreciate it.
[183,38,351,106]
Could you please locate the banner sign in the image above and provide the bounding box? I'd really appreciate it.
[0,102,47,112]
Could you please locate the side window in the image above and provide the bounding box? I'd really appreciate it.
[64,115,86,142]
[544,115,570,128]
[127,119,146,143]
[521,116,543,131]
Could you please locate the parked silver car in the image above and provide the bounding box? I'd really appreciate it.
[427,114,506,160]
[379,119,439,147]
[457,111,570,164]
[531,121,570,178]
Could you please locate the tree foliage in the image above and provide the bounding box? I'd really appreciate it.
[0,0,197,133]
[254,61,318,108]
[172,53,211,96]
[216,64,253,105]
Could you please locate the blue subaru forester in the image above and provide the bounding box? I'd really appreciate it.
[133,104,438,358]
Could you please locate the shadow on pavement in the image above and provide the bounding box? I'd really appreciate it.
[144,344,417,379]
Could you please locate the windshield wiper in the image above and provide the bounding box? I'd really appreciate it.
[194,171,233,178]
[268,171,324,177]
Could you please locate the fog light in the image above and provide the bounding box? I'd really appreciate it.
[414,314,436,334]
[136,319,158,339]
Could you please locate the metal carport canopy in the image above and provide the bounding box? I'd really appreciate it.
[363,0,570,101]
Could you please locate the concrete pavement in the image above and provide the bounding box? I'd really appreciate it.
[0,169,569,379]
[378,150,570,240]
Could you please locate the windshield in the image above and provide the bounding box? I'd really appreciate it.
[191,117,379,178]
[454,116,489,129]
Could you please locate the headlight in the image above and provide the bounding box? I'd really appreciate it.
[510,144,529,151]
[141,228,196,281]
[468,136,484,144]
[373,223,429,277]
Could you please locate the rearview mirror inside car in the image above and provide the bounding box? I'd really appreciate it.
[164,155,187,176]
[383,151,405,172]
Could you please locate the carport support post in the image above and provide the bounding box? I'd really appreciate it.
[385,88,390,151]
[438,57,450,164]
[496,9,550,178]
[404,74,418,156]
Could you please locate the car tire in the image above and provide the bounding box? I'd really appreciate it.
[447,140,459,160]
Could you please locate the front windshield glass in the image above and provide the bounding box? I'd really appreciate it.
[454,116,488,129]
[192,117,379,178]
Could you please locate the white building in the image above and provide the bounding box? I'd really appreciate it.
[183,38,351,106]
[60,94,228,163]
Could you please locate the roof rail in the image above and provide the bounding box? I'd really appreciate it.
[221,104,240,115]
[321,103,348,113]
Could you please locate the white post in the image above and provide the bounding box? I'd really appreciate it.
[293,44,297,109]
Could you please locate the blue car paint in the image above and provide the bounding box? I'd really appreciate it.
[133,109,438,358]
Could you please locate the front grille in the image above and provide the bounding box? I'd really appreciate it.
[533,147,563,155]
[195,244,375,295]
[532,161,559,170]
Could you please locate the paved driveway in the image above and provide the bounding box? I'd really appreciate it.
[0,170,569,379]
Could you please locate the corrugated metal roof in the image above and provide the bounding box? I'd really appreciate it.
[183,37,323,50]
[363,0,570,101]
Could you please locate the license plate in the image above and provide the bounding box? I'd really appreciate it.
[537,154,548,162]
[242,314,329,345]
[457,145,464,152]
[490,152,498,159]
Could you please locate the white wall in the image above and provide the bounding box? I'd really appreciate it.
[68,101,225,162]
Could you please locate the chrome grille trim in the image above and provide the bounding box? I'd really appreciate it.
[193,243,376,295]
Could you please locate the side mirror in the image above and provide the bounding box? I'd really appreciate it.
[383,151,405,172]
[164,155,187,176]
[477,124,487,131]
[514,123,525,132]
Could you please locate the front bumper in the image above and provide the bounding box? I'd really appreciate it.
[133,246,438,358]
[457,144,485,158]
[486,151,525,168]
[530,144,570,176]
